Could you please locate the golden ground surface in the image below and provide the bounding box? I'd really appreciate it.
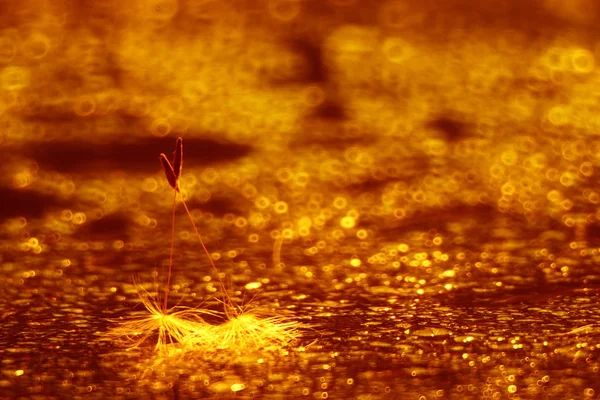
[1,1,600,399]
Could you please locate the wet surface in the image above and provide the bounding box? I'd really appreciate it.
[2,1,600,399]
[2,195,600,399]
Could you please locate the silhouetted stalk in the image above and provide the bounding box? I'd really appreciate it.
[163,190,177,310]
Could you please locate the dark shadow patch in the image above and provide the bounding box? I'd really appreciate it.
[22,136,252,174]
[312,101,346,121]
[428,117,470,142]
[273,37,328,84]
[342,177,393,194]
[0,187,64,220]
[83,213,132,241]
[584,223,600,247]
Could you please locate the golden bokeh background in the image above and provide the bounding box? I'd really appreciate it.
[2,0,600,399]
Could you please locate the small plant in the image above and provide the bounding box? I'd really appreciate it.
[185,302,301,351]
[106,279,214,352]
[107,138,211,352]
[159,138,238,319]
[109,137,302,353]
[160,138,303,351]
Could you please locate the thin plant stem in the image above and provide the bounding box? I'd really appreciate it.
[163,190,178,311]
[159,137,236,318]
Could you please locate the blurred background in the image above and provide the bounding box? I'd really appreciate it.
[2,0,600,399]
